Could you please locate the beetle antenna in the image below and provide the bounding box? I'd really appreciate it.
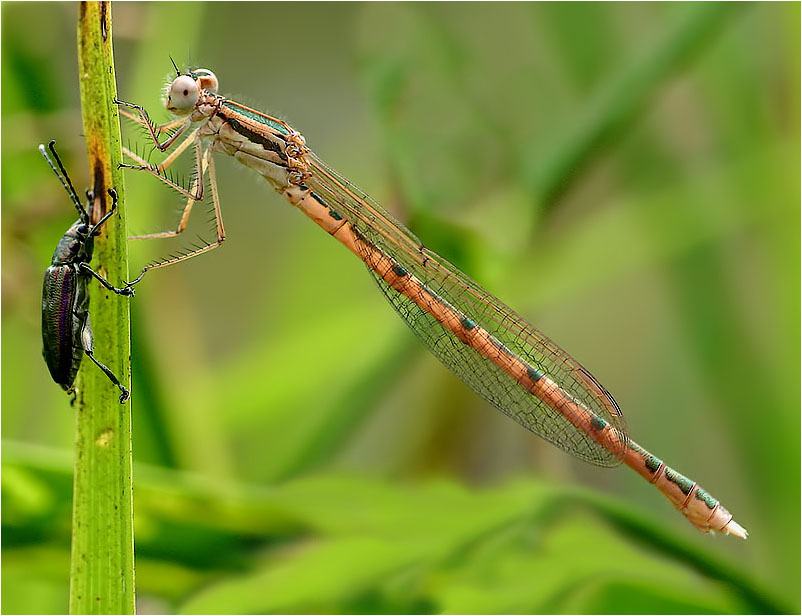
[39,141,88,219]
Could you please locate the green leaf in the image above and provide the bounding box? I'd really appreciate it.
[178,537,419,614]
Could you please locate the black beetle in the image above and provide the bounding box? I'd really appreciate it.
[40,140,134,403]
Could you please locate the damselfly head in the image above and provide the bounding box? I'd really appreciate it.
[164,74,200,115]
[164,68,218,116]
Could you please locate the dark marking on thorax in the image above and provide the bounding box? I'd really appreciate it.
[219,109,287,161]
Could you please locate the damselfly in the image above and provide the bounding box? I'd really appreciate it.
[116,67,747,538]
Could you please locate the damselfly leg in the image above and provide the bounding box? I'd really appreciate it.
[118,102,224,282]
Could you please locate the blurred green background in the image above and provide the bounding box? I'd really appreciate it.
[2,2,799,614]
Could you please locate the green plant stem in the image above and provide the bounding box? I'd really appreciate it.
[70,2,135,613]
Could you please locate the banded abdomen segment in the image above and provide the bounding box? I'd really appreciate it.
[283,181,747,537]
[41,265,80,390]
[284,183,627,467]
[623,441,747,537]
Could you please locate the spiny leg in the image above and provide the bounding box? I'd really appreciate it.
[127,140,208,242]
[121,124,199,176]
[207,156,226,243]
[121,128,204,201]
[116,99,191,151]
[118,105,188,135]
[127,147,226,286]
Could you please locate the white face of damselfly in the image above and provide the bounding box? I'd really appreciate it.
[163,69,218,116]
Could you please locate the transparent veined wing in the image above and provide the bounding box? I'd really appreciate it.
[307,155,627,466]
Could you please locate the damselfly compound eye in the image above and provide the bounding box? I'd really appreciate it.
[165,75,199,114]
[193,69,218,94]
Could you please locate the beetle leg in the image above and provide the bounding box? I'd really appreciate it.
[88,188,119,234]
[78,263,135,296]
[79,313,130,403]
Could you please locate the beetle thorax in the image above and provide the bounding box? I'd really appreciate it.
[51,222,91,266]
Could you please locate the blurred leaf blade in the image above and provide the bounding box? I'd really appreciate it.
[527,2,741,209]
[5,442,792,614]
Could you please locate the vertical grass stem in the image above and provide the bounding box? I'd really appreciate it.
[70,2,135,613]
